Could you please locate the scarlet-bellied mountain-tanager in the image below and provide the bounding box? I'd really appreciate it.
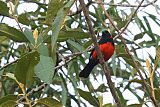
[79,31,115,78]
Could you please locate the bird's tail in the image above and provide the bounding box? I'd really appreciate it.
[79,60,98,78]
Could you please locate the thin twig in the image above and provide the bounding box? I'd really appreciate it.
[0,59,18,70]
[18,83,47,103]
[8,1,23,31]
[69,0,157,16]
[69,1,93,16]
[95,0,157,7]
[55,56,77,69]
[119,0,144,35]
[98,0,158,106]
[0,50,83,71]
[79,0,122,106]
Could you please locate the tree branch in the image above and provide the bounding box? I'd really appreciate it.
[79,0,122,106]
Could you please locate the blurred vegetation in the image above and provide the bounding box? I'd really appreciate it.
[0,0,160,107]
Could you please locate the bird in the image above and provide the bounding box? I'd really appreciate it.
[79,30,115,78]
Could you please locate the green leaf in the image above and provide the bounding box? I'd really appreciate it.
[83,39,93,49]
[115,44,135,67]
[0,1,9,16]
[45,0,65,25]
[99,95,103,107]
[35,55,55,84]
[129,78,143,84]
[0,23,27,42]
[44,30,90,42]
[143,16,155,41]
[37,44,49,56]
[154,88,160,102]
[67,39,89,58]
[23,28,34,45]
[116,88,127,106]
[102,103,113,107]
[37,34,49,56]
[134,32,146,41]
[111,53,117,76]
[148,13,160,27]
[67,39,85,51]
[0,100,17,107]
[134,16,147,32]
[51,1,74,50]
[58,30,90,42]
[35,98,62,107]
[78,88,99,106]
[127,104,142,107]
[155,47,160,67]
[60,74,68,106]
[15,51,40,86]
[0,95,17,105]
[0,36,7,43]
[95,84,108,92]
[18,13,30,26]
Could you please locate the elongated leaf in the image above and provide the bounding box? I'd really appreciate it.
[35,98,62,107]
[78,88,99,106]
[134,16,147,32]
[37,34,49,56]
[115,44,135,67]
[143,17,152,32]
[102,103,113,107]
[99,95,103,107]
[67,39,89,58]
[116,89,127,106]
[35,55,55,84]
[51,1,73,50]
[51,1,74,71]
[44,30,90,42]
[58,30,90,42]
[127,104,142,107]
[129,78,144,84]
[154,47,160,67]
[67,39,85,51]
[60,74,68,106]
[154,88,160,102]
[0,100,17,107]
[127,88,143,103]
[134,32,146,41]
[45,0,65,25]
[148,13,160,27]
[143,16,155,41]
[95,84,108,92]
[0,95,18,105]
[0,23,27,42]
[37,44,49,56]
[0,1,9,16]
[24,28,34,45]
[18,13,30,26]
[15,51,40,86]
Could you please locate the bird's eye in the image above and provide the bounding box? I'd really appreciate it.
[109,35,113,38]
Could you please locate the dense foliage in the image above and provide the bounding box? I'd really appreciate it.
[0,0,160,107]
